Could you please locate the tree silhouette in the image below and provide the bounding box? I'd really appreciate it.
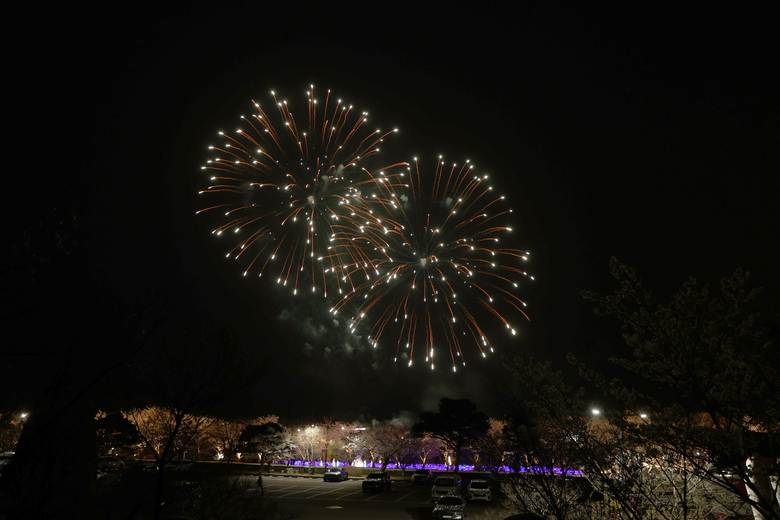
[240,420,292,466]
[411,398,489,473]
[122,325,264,520]
[577,257,779,520]
[1,193,171,520]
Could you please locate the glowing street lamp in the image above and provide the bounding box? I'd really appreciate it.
[590,409,649,519]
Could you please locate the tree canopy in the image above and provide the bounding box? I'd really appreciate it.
[240,421,292,464]
[411,398,489,473]
[498,259,779,520]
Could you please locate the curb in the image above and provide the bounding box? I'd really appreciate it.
[269,473,351,479]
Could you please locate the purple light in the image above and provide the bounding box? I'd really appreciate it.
[277,460,582,475]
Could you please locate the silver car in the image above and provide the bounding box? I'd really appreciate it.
[433,494,468,519]
[431,474,462,500]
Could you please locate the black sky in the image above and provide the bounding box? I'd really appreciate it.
[16,3,779,422]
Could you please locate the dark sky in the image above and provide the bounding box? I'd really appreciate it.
[16,3,778,422]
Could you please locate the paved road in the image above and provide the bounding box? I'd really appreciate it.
[252,474,497,519]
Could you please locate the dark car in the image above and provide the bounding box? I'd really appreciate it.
[362,471,391,492]
[411,468,434,484]
[433,494,468,519]
[98,456,125,472]
[323,467,349,482]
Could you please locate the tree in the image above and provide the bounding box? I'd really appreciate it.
[503,353,774,520]
[1,196,174,520]
[121,325,264,520]
[359,422,410,472]
[0,410,27,453]
[206,417,250,462]
[123,406,212,462]
[472,418,506,471]
[411,398,490,473]
[501,359,615,520]
[94,411,140,456]
[0,268,169,520]
[240,419,293,466]
[411,435,440,468]
[577,258,779,520]
[394,441,419,472]
[292,425,324,468]
[187,422,217,460]
[333,423,365,464]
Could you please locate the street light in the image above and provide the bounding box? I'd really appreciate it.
[590,410,649,520]
[592,409,624,520]
[325,423,330,466]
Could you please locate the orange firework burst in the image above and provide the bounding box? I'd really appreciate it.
[197,86,404,296]
[330,156,532,371]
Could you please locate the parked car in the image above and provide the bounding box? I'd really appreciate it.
[240,453,260,463]
[411,468,434,484]
[97,456,125,472]
[164,460,194,471]
[323,467,349,482]
[0,452,13,475]
[433,493,468,519]
[362,471,391,492]
[431,474,462,501]
[466,479,491,501]
[0,452,13,466]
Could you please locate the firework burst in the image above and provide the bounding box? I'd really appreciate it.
[197,86,403,296]
[330,156,532,371]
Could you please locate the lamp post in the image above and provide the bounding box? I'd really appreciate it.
[310,424,315,474]
[325,423,330,465]
[590,410,649,520]
[593,409,624,520]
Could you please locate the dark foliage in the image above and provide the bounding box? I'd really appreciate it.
[411,397,489,473]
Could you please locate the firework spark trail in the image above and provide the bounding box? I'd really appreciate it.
[197,86,404,297]
[330,156,532,371]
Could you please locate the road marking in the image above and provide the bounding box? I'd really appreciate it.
[309,489,343,498]
[339,491,365,499]
[274,491,310,498]
[395,490,421,502]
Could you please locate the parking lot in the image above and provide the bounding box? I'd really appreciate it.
[94,466,502,519]
[256,473,498,519]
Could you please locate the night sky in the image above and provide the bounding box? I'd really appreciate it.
[16,4,778,422]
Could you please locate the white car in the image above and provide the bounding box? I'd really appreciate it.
[466,479,492,501]
[431,474,462,501]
